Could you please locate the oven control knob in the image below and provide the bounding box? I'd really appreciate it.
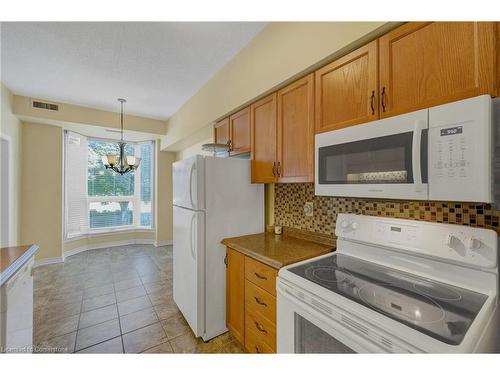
[445,234,458,247]
[467,237,481,251]
[351,222,359,230]
[340,220,349,229]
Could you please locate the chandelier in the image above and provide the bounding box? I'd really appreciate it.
[101,98,141,175]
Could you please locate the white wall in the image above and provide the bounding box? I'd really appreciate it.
[163,22,391,152]
[175,137,214,161]
[0,84,22,246]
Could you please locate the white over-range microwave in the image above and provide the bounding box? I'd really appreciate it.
[315,95,499,202]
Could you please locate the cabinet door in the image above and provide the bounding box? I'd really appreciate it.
[229,107,251,155]
[315,40,379,133]
[214,118,229,146]
[226,248,245,344]
[277,73,315,183]
[251,94,277,183]
[379,22,498,118]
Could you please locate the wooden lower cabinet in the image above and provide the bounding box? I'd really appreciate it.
[244,256,277,295]
[245,325,274,354]
[225,247,278,353]
[245,281,276,323]
[225,248,245,344]
[245,309,276,351]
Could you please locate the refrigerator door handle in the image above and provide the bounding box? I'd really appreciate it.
[190,213,196,260]
[189,163,196,209]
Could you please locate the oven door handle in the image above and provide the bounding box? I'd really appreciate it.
[412,120,427,193]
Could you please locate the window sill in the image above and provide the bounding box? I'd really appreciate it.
[65,227,154,242]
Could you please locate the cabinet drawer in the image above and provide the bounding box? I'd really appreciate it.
[244,257,277,296]
[245,281,276,324]
[245,326,275,354]
[245,310,276,350]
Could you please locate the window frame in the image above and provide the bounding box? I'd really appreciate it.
[64,135,155,240]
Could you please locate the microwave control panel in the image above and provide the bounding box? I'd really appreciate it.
[428,95,492,203]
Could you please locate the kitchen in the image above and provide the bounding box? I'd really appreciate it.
[1,4,500,374]
[172,21,500,354]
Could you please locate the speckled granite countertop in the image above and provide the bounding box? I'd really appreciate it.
[221,233,333,269]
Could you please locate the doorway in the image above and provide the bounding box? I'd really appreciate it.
[1,136,10,247]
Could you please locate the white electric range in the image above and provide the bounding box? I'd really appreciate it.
[277,214,499,353]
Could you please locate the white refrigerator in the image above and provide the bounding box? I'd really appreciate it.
[172,155,264,341]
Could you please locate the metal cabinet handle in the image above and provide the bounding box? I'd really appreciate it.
[276,161,281,177]
[254,321,268,334]
[272,162,277,177]
[381,87,386,112]
[370,90,375,115]
[254,297,268,307]
[227,139,232,152]
[255,346,261,354]
[254,272,267,280]
[224,254,228,267]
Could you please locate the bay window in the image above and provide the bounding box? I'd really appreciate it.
[64,131,154,239]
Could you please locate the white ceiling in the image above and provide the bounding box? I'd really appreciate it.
[1,22,266,119]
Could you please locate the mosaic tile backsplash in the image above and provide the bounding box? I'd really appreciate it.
[274,183,500,237]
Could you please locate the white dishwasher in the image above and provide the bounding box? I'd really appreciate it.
[0,256,35,353]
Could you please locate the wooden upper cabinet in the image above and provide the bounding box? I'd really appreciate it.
[214,117,230,146]
[226,248,245,344]
[315,40,379,134]
[251,94,277,183]
[229,107,251,155]
[379,22,498,118]
[277,73,315,183]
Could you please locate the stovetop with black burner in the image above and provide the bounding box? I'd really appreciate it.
[288,253,488,345]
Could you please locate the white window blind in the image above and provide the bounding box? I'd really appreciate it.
[65,131,88,238]
[64,131,154,239]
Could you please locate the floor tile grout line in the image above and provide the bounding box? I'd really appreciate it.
[34,245,176,354]
[137,264,171,348]
[81,295,116,313]
[72,290,84,353]
[73,335,122,353]
[139,268,166,338]
[74,332,122,353]
[111,277,125,354]
[74,255,92,353]
[118,302,153,318]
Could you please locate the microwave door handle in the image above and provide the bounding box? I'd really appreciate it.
[412,120,426,192]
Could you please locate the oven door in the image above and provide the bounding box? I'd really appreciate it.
[277,281,392,353]
[315,109,428,200]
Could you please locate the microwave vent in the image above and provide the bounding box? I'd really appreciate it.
[32,100,59,111]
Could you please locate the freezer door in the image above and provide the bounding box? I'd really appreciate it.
[172,155,205,210]
[173,206,205,337]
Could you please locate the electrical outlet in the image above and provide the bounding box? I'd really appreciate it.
[304,202,314,217]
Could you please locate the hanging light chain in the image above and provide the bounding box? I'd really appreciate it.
[102,98,141,175]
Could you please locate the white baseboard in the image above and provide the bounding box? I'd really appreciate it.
[33,256,63,268]
[154,240,172,247]
[62,239,158,260]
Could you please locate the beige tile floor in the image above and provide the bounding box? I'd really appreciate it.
[33,245,245,354]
